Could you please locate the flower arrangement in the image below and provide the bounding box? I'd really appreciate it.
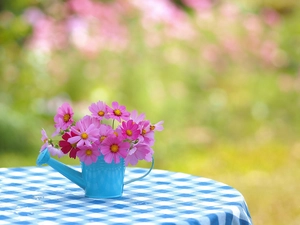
[40,101,163,166]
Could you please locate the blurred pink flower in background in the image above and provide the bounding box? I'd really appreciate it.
[220,37,241,58]
[24,8,67,53]
[219,2,240,21]
[202,44,220,64]
[22,0,284,70]
[67,0,128,55]
[132,0,195,41]
[183,0,213,11]
[24,0,129,55]
[261,8,280,26]
[260,40,280,66]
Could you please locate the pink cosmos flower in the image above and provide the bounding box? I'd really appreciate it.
[81,115,101,129]
[96,124,114,144]
[120,119,140,141]
[68,119,99,147]
[40,128,49,152]
[101,136,130,164]
[150,120,164,132]
[47,146,65,158]
[53,102,74,136]
[130,110,145,124]
[125,143,152,166]
[77,144,101,165]
[139,120,155,146]
[107,101,130,122]
[89,101,110,121]
[145,147,154,162]
[40,129,64,158]
[113,126,123,138]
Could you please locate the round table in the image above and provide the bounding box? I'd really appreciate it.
[0,166,252,225]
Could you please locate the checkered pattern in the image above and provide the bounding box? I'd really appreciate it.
[0,166,252,225]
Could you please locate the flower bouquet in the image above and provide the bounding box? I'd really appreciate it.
[40,101,164,166]
[38,101,163,198]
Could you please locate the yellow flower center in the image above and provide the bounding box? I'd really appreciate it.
[110,144,119,153]
[43,138,48,143]
[100,135,106,142]
[86,149,92,156]
[113,109,122,116]
[81,132,88,139]
[71,143,77,148]
[63,114,71,122]
[114,131,119,137]
[98,111,105,116]
[150,125,155,131]
[126,130,132,136]
[142,129,146,135]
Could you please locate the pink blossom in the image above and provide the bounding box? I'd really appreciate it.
[125,143,152,166]
[68,119,99,147]
[40,129,64,158]
[150,121,164,132]
[112,126,123,138]
[40,128,49,152]
[120,120,140,141]
[77,144,101,165]
[139,120,155,146]
[81,115,101,129]
[89,101,110,121]
[96,124,114,144]
[47,146,65,158]
[101,136,130,163]
[107,101,130,122]
[130,110,145,124]
[53,103,74,136]
[145,147,154,162]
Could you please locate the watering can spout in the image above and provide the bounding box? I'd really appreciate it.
[36,148,85,189]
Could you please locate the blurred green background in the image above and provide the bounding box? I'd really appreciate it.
[1,0,300,224]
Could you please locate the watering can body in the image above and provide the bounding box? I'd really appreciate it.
[82,155,125,198]
[37,148,153,198]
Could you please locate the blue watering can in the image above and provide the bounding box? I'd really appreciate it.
[36,148,154,199]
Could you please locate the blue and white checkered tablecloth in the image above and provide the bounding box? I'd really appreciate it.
[0,166,252,225]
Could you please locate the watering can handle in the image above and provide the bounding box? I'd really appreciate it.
[124,157,154,185]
